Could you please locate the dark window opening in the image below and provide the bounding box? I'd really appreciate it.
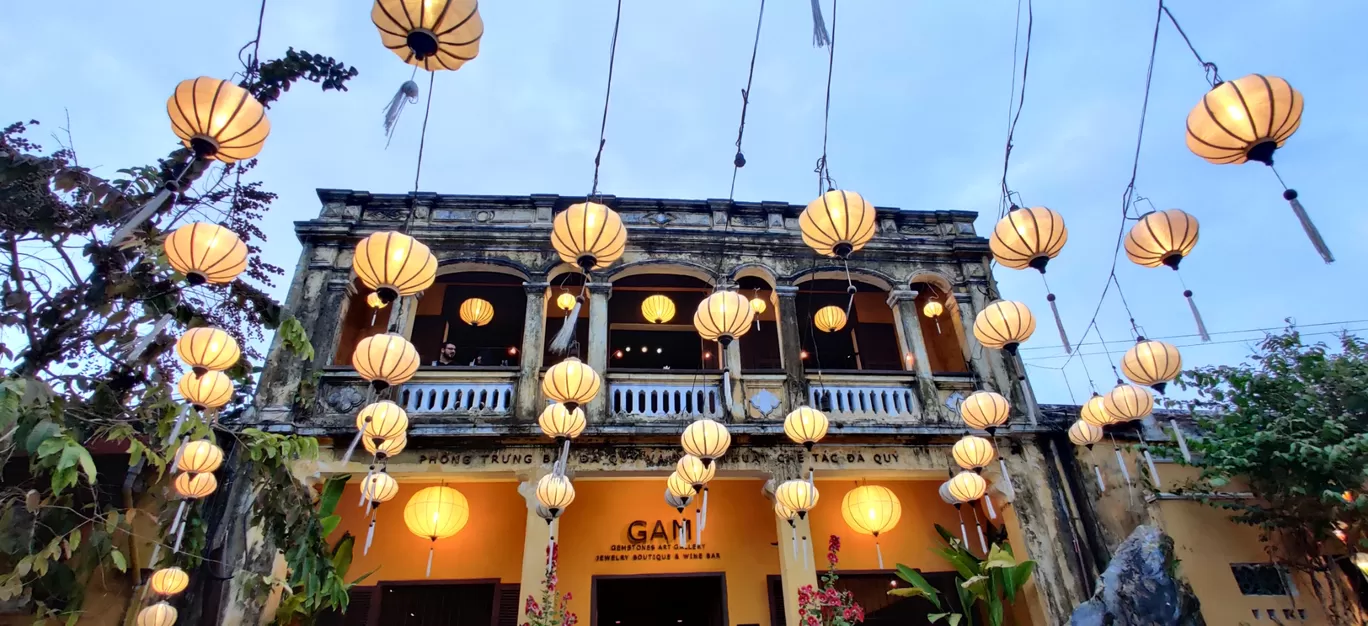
[595,574,726,626]
[911,282,969,374]
[607,275,714,372]
[1231,563,1292,596]
[736,276,781,371]
[413,272,526,368]
[334,279,392,366]
[796,280,900,372]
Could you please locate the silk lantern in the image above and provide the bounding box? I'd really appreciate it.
[137,602,178,626]
[360,471,400,555]
[176,439,224,477]
[1080,394,1117,428]
[1122,338,1183,393]
[1104,383,1154,422]
[676,454,716,493]
[989,206,1068,272]
[800,190,876,258]
[681,419,731,467]
[167,77,270,163]
[641,295,676,324]
[551,201,627,272]
[813,305,847,333]
[352,333,420,391]
[536,474,576,519]
[667,472,698,500]
[372,0,483,71]
[841,485,901,568]
[542,357,601,412]
[959,391,1009,434]
[693,291,754,346]
[178,370,234,411]
[973,300,1035,355]
[352,232,437,304]
[952,436,996,473]
[459,298,494,326]
[149,567,189,596]
[404,485,470,576]
[775,479,820,519]
[176,327,240,375]
[783,406,829,451]
[165,222,249,285]
[538,403,587,443]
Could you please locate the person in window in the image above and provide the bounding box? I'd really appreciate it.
[432,342,458,367]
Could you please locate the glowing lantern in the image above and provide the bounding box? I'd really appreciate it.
[1125,209,1199,269]
[149,567,189,596]
[989,207,1068,272]
[404,485,470,577]
[973,300,1035,354]
[556,292,577,312]
[923,301,944,319]
[665,488,692,513]
[841,485,901,537]
[774,500,797,522]
[165,222,249,285]
[814,305,847,333]
[459,298,495,326]
[551,201,627,272]
[1068,420,1104,448]
[167,77,269,163]
[174,472,218,499]
[352,333,420,391]
[535,474,576,518]
[800,190,876,258]
[641,295,676,324]
[176,327,241,375]
[693,291,754,345]
[137,602,178,626]
[666,472,697,500]
[1122,339,1183,393]
[1186,74,1301,166]
[959,391,1010,434]
[538,402,587,442]
[681,419,731,467]
[542,357,601,412]
[367,292,388,309]
[952,436,996,473]
[176,440,224,477]
[1104,384,1154,423]
[775,479,820,519]
[1185,74,1332,263]
[947,471,987,503]
[750,296,768,315]
[364,433,407,460]
[178,370,234,411]
[676,455,716,492]
[783,406,829,451]
[1080,394,1116,428]
[358,401,409,448]
[372,0,483,71]
[352,232,437,304]
[363,472,400,505]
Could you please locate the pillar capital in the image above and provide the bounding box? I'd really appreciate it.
[887,289,920,307]
[522,281,550,295]
[586,282,614,295]
[775,285,800,298]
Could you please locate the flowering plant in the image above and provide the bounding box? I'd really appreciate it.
[522,543,577,626]
[797,535,865,626]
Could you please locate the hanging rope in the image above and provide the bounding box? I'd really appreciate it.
[997,0,1033,220]
[729,0,766,200]
[814,0,838,194]
[1158,3,1221,87]
[589,0,625,200]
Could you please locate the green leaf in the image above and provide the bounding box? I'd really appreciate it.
[893,564,941,609]
[318,474,350,518]
[982,544,1015,569]
[319,514,342,538]
[26,419,60,453]
[960,575,989,598]
[989,598,1004,626]
[331,533,355,579]
[75,445,97,484]
[110,549,127,572]
[936,546,980,580]
[1008,560,1036,600]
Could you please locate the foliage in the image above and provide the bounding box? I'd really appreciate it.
[797,535,865,626]
[265,472,372,625]
[1157,328,1368,625]
[522,542,576,626]
[0,47,356,623]
[889,525,1035,626]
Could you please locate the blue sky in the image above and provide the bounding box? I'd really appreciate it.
[3,1,1365,404]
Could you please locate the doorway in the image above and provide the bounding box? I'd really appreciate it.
[593,573,728,626]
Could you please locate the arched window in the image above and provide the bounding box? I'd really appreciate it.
[796,279,901,371]
[333,278,392,366]
[736,276,780,371]
[411,272,527,367]
[911,282,970,374]
[607,274,714,371]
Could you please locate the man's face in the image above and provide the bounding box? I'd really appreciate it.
[441,344,457,359]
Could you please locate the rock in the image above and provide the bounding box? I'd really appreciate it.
[1068,525,1205,626]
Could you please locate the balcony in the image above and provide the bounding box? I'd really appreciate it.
[607,371,724,421]
[805,372,919,421]
[315,368,519,425]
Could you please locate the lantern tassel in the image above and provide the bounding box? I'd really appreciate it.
[382,80,420,148]
[971,507,988,553]
[1047,294,1071,354]
[364,519,376,555]
[171,501,188,553]
[1094,464,1107,492]
[1143,449,1162,487]
[426,544,434,578]
[1171,420,1192,463]
[549,296,583,355]
[358,467,375,507]
[556,439,571,477]
[1184,290,1211,342]
[1283,189,1335,264]
[803,536,811,569]
[1114,446,1132,486]
[808,0,831,47]
[165,406,190,448]
[983,495,997,520]
[124,313,173,360]
[340,429,363,466]
[959,519,970,549]
[875,540,884,570]
[722,368,733,414]
[169,436,189,474]
[701,487,709,541]
[997,457,1014,499]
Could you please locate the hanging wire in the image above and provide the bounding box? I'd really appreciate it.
[589,0,625,200]
[997,0,1033,220]
[813,0,839,194]
[400,71,437,237]
[1158,3,1221,87]
[1054,0,1163,376]
[729,0,767,200]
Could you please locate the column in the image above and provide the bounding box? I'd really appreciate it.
[585,282,613,421]
[517,282,549,420]
[385,292,418,337]
[774,286,807,413]
[887,289,941,420]
[516,475,555,626]
[776,513,819,626]
[1000,439,1092,623]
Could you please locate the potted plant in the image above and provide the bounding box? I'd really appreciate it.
[889,525,1035,626]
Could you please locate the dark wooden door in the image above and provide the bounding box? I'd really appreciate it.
[594,574,727,626]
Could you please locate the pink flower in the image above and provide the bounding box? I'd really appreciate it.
[798,585,815,607]
[804,615,820,626]
[828,535,841,553]
[823,587,841,606]
[525,597,542,617]
[564,612,578,626]
[852,604,865,623]
[564,592,573,602]
[827,551,839,566]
